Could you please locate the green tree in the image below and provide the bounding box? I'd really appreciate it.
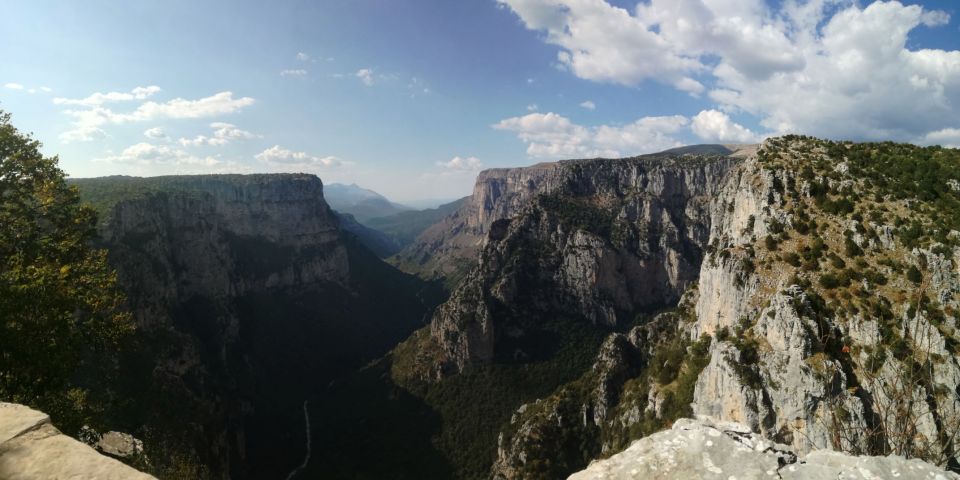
[0,110,133,431]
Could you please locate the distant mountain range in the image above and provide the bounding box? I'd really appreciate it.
[323,183,412,221]
[325,183,469,258]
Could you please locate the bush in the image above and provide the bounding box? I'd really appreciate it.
[907,265,923,284]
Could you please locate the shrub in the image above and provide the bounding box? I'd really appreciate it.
[907,265,922,284]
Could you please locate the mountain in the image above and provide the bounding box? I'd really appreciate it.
[323,183,411,221]
[364,197,467,250]
[335,211,403,257]
[306,138,960,479]
[70,174,442,479]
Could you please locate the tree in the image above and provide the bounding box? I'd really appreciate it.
[0,110,133,430]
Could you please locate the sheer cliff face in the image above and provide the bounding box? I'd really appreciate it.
[425,153,742,374]
[487,138,960,478]
[689,148,960,462]
[396,162,568,282]
[82,174,433,479]
[103,175,348,313]
[102,176,350,310]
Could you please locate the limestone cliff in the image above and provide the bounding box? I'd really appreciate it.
[424,151,742,375]
[395,162,569,283]
[73,174,436,479]
[430,138,960,478]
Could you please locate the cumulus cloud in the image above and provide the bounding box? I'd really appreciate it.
[437,156,483,171]
[691,110,762,143]
[493,112,687,158]
[580,100,596,110]
[355,69,375,86]
[59,126,107,143]
[498,0,960,142]
[280,69,307,78]
[53,86,161,106]
[497,0,704,93]
[527,104,539,112]
[129,92,254,120]
[59,91,255,143]
[255,145,345,170]
[296,52,311,62]
[4,83,24,90]
[96,142,223,170]
[178,122,259,147]
[144,127,168,140]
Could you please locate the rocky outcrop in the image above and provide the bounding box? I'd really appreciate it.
[685,137,960,467]
[0,403,154,480]
[427,152,743,374]
[568,417,959,480]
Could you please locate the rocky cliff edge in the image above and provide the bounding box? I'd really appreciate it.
[0,403,154,480]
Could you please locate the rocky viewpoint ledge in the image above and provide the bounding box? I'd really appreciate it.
[0,402,154,480]
[569,417,959,480]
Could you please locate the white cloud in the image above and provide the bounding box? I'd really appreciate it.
[493,112,687,158]
[128,92,254,121]
[178,122,258,147]
[437,156,483,171]
[96,142,223,169]
[498,0,960,142]
[59,126,107,143]
[580,100,596,110]
[296,52,311,62]
[280,69,307,78]
[144,127,168,140]
[53,86,161,106]
[924,128,960,148]
[255,145,345,170]
[4,83,24,90]
[59,91,255,143]
[356,69,375,86]
[497,0,704,93]
[39,87,52,93]
[527,104,539,112]
[691,109,762,143]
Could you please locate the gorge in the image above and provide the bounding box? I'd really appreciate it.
[8,136,960,480]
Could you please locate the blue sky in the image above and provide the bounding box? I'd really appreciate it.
[2,0,959,203]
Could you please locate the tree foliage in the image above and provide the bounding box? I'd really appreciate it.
[0,110,133,430]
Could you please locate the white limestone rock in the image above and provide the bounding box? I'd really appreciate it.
[568,417,960,480]
[0,403,155,480]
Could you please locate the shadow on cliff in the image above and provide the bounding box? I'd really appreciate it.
[299,358,453,479]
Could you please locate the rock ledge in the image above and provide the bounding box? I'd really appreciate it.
[569,417,959,480]
[0,402,155,480]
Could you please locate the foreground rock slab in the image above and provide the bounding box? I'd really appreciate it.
[568,417,959,480]
[0,403,155,480]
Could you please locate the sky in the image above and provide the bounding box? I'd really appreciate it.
[1,0,959,203]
